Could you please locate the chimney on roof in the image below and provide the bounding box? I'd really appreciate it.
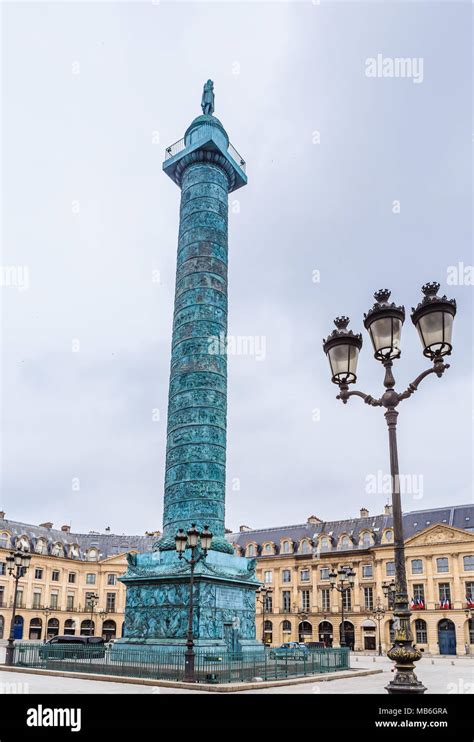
[61,525,71,533]
[0,511,5,520]
[39,522,53,529]
[384,504,392,516]
[360,508,369,518]
[307,515,321,524]
[239,525,251,532]
[225,528,233,534]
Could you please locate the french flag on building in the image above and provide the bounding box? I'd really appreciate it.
[466,595,474,608]
[440,597,451,609]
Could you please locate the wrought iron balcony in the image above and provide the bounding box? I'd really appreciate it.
[165,133,246,173]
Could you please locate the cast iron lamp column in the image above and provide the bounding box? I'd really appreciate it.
[5,549,32,665]
[373,596,386,656]
[323,281,456,694]
[175,524,213,682]
[42,606,52,642]
[86,593,99,636]
[329,567,355,647]
[256,585,273,645]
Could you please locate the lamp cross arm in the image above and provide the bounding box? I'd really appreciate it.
[336,386,383,407]
[397,361,450,403]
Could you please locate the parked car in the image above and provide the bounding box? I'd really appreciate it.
[269,642,309,660]
[305,641,325,649]
[39,635,106,660]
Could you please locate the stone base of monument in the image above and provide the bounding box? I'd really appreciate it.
[112,548,264,657]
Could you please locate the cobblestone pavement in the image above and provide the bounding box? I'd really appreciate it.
[0,656,472,694]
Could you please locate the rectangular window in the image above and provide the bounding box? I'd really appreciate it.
[465,582,474,601]
[86,573,96,585]
[0,562,5,576]
[301,590,310,612]
[107,574,117,586]
[438,583,451,603]
[386,562,395,576]
[321,588,330,612]
[66,594,75,610]
[85,591,96,609]
[264,570,272,584]
[68,573,76,584]
[51,570,60,582]
[263,594,272,612]
[32,591,41,609]
[282,590,291,612]
[413,584,425,602]
[106,593,116,613]
[50,591,58,609]
[463,555,474,571]
[415,620,427,643]
[411,559,423,574]
[0,585,5,606]
[362,564,373,578]
[16,589,23,607]
[342,589,351,611]
[436,557,449,573]
[300,568,310,582]
[282,569,291,583]
[364,587,373,610]
[320,567,330,581]
[34,568,43,579]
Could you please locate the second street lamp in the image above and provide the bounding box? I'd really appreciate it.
[256,585,273,645]
[323,281,456,695]
[5,549,32,665]
[372,596,386,657]
[175,524,213,682]
[329,567,355,648]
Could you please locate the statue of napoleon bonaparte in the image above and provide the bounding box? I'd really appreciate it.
[201,79,215,116]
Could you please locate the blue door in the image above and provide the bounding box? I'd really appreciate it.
[438,619,456,655]
[13,615,24,640]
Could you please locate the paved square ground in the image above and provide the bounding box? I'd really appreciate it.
[0,656,472,694]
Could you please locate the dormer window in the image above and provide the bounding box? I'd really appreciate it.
[246,544,256,557]
[384,529,393,542]
[87,548,99,561]
[361,532,372,548]
[35,539,48,555]
[320,537,330,551]
[264,543,273,555]
[340,535,351,549]
[300,540,311,554]
[282,541,290,554]
[17,536,30,551]
[52,542,64,557]
[69,544,80,559]
[0,532,10,549]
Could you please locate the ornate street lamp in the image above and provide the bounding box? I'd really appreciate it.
[5,549,32,665]
[175,524,213,682]
[372,596,386,656]
[86,593,99,636]
[329,566,355,648]
[383,580,396,609]
[256,585,273,645]
[42,605,52,642]
[323,282,456,695]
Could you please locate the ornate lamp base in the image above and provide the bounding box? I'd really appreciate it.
[386,642,427,695]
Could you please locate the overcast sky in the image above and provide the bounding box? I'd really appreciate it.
[1,1,472,536]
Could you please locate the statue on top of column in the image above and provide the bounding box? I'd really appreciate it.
[201,79,215,116]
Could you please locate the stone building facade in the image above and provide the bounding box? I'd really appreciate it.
[0,514,155,642]
[228,504,474,656]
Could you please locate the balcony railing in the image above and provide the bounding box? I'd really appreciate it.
[164,134,246,173]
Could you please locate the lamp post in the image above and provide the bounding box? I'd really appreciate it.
[86,593,99,636]
[5,549,32,665]
[372,596,386,656]
[256,585,273,645]
[323,281,456,694]
[98,609,108,639]
[329,567,355,648]
[42,606,52,642]
[383,580,396,609]
[175,524,213,682]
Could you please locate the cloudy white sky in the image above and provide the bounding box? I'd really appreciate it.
[1,1,472,536]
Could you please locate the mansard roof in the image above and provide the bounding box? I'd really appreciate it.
[0,517,155,561]
[227,504,474,553]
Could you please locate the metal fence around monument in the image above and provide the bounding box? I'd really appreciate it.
[12,644,349,684]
